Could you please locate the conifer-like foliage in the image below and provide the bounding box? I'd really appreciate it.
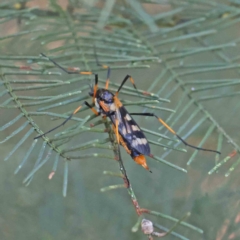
[0,1,240,239]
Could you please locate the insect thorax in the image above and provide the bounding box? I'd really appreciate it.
[96,89,114,103]
[95,89,116,114]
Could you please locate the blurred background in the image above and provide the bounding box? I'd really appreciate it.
[0,0,240,239]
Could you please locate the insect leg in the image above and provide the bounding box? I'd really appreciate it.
[41,53,99,102]
[116,75,137,96]
[34,101,101,139]
[84,101,99,116]
[91,74,99,103]
[115,119,120,144]
[40,53,93,75]
[34,105,82,139]
[93,45,111,89]
[130,112,221,154]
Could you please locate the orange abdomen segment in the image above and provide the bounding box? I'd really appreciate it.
[133,155,149,171]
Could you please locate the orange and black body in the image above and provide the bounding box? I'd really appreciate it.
[35,53,220,172]
[90,88,151,171]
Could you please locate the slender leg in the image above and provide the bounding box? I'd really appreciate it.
[93,45,111,89]
[95,48,139,95]
[35,53,103,140]
[115,119,120,144]
[116,75,137,96]
[92,74,98,102]
[129,112,221,154]
[40,53,93,75]
[41,53,99,100]
[84,101,99,116]
[34,105,82,139]
[34,102,99,139]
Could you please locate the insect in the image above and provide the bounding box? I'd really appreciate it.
[35,53,221,171]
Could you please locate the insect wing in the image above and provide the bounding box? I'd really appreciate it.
[110,106,150,156]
